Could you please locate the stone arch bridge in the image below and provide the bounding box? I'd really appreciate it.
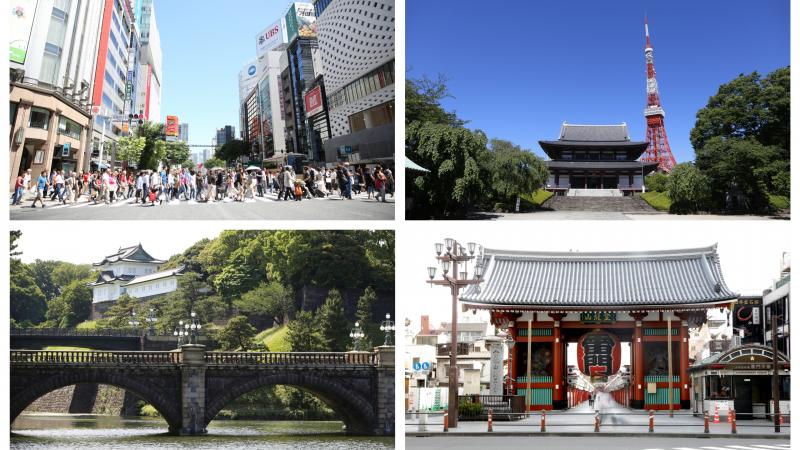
[11,345,394,436]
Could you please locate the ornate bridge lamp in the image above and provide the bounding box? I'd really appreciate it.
[380,313,395,346]
[184,311,202,345]
[174,321,187,347]
[350,321,365,351]
[146,308,158,336]
[426,238,484,428]
[128,311,140,335]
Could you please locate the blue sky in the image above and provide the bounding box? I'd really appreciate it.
[407,0,789,163]
[156,0,290,150]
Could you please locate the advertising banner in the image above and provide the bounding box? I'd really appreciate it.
[304,86,324,117]
[256,19,286,57]
[10,0,39,64]
[285,2,317,43]
[238,60,258,101]
[165,116,179,137]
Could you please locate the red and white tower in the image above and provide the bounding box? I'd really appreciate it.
[642,17,676,172]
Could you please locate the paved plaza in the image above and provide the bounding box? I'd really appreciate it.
[9,190,394,220]
[473,211,785,220]
[407,436,791,450]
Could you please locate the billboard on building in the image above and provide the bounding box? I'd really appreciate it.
[10,0,39,64]
[304,86,324,117]
[285,2,317,43]
[165,115,179,137]
[256,19,286,57]
[238,60,259,102]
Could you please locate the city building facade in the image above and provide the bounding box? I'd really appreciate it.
[315,0,395,166]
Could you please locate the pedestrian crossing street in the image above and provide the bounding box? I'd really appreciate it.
[14,191,390,210]
[641,443,790,450]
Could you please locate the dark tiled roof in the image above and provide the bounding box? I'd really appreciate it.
[93,243,166,266]
[123,265,186,287]
[87,271,136,286]
[547,160,660,171]
[559,123,630,142]
[460,245,738,309]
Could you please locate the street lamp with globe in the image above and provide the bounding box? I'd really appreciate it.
[426,238,484,429]
[380,313,395,346]
[349,321,365,351]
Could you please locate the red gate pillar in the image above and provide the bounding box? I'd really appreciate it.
[631,313,648,409]
[549,313,567,409]
[678,315,690,409]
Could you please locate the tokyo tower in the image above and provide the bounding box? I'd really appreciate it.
[641,17,676,172]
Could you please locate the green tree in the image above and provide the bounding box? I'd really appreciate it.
[644,172,669,193]
[234,281,294,327]
[164,140,191,167]
[406,122,490,217]
[117,136,146,166]
[286,310,327,351]
[133,121,166,170]
[406,75,466,127]
[100,294,143,329]
[45,278,93,328]
[215,139,250,163]
[317,289,350,351]
[666,163,712,214]
[29,260,60,301]
[217,316,258,351]
[10,259,47,325]
[355,286,380,350]
[690,66,790,209]
[203,157,226,169]
[10,230,22,257]
[488,139,549,209]
[148,271,224,334]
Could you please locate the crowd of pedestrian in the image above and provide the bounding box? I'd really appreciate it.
[11,162,394,208]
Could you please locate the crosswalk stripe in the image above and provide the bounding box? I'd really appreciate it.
[672,447,701,450]
[728,446,784,450]
[700,447,733,450]
[110,198,135,207]
[751,445,792,449]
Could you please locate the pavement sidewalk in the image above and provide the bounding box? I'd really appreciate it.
[406,395,790,438]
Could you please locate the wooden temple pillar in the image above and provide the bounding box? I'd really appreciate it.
[631,312,648,409]
[676,313,691,409]
[549,313,567,409]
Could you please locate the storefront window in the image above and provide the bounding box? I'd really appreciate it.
[29,107,51,129]
[706,375,732,399]
[58,116,82,139]
[781,376,790,400]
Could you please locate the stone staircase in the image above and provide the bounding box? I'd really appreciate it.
[567,188,623,197]
[543,194,658,212]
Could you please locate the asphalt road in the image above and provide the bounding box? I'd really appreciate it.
[406,436,791,450]
[10,191,394,220]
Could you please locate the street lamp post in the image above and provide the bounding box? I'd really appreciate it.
[146,308,158,336]
[380,313,395,346]
[174,320,186,347]
[426,239,484,428]
[184,311,202,345]
[350,321,365,351]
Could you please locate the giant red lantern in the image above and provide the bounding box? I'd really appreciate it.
[577,330,621,377]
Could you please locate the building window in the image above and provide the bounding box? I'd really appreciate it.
[58,116,82,139]
[29,107,51,130]
[10,102,18,125]
[706,375,732,399]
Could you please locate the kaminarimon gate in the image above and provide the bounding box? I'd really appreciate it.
[459,245,738,411]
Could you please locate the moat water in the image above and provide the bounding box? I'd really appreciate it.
[11,415,394,449]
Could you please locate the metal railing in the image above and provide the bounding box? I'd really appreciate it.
[10,350,180,365]
[457,395,526,421]
[205,351,376,366]
[10,327,141,337]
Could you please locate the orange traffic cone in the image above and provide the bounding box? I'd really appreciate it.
[727,409,732,423]
[779,413,784,426]
[713,404,720,423]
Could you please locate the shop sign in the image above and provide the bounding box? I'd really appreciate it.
[10,0,39,64]
[304,86,324,117]
[62,142,71,157]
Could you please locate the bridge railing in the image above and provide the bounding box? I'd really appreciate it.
[10,327,141,337]
[205,351,376,366]
[10,350,180,365]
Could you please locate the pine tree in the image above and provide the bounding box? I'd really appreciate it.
[317,289,351,351]
[286,310,326,351]
[355,286,379,349]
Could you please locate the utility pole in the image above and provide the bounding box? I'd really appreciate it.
[771,314,781,432]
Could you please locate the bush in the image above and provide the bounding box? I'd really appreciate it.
[458,401,483,419]
[666,163,711,214]
[640,191,671,212]
[644,172,669,193]
[769,194,790,210]
[140,404,161,417]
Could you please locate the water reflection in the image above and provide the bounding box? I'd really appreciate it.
[12,415,394,449]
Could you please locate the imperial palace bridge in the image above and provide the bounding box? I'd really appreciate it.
[459,245,737,411]
[11,345,395,436]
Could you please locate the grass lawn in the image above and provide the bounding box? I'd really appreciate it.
[255,325,291,352]
[521,189,553,207]
[769,194,790,210]
[43,346,91,351]
[640,191,671,211]
[75,320,99,330]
